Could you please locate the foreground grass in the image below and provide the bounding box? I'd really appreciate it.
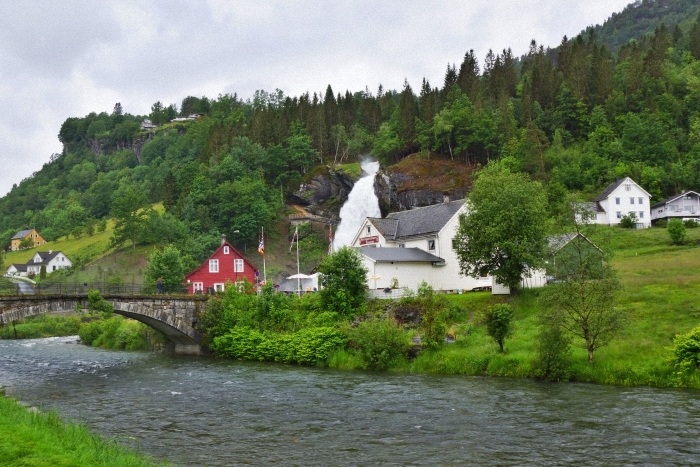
[0,395,169,467]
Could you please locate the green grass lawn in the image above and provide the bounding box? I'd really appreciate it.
[407,226,700,388]
[0,395,169,467]
[4,220,115,267]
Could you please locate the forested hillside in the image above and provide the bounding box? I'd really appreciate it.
[4,0,700,272]
[585,0,700,52]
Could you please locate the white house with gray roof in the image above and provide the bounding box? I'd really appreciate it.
[350,199,491,293]
[5,250,72,277]
[650,191,700,224]
[586,177,651,228]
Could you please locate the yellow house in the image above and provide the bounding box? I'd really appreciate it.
[10,229,46,251]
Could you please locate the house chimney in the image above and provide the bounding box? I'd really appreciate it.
[221,234,226,245]
[443,194,450,204]
[615,176,619,183]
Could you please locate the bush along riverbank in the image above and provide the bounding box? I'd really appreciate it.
[0,391,170,466]
[201,277,700,389]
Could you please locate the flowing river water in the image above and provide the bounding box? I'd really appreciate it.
[2,337,700,466]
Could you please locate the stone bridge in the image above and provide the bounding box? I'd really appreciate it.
[0,295,210,355]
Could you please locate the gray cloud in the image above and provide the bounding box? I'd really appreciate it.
[0,0,630,196]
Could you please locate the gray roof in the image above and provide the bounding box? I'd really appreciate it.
[583,201,605,213]
[11,229,33,240]
[27,251,63,265]
[650,190,700,209]
[359,247,444,263]
[368,200,464,241]
[547,233,602,254]
[9,264,28,272]
[594,179,624,202]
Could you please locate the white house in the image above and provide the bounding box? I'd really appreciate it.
[587,177,651,228]
[5,250,72,277]
[350,199,491,294]
[650,191,700,224]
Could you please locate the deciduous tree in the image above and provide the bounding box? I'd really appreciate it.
[454,163,548,291]
[318,247,367,317]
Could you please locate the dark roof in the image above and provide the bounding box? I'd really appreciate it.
[27,251,63,265]
[9,264,28,272]
[583,201,605,213]
[594,179,624,202]
[11,229,33,240]
[650,191,700,209]
[368,200,464,241]
[359,247,444,263]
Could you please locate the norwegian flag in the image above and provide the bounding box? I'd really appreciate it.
[258,235,264,255]
[289,226,298,252]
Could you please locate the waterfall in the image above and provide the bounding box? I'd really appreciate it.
[333,159,381,249]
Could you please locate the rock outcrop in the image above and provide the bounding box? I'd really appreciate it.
[288,166,358,218]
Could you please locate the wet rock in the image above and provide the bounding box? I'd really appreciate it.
[289,166,357,216]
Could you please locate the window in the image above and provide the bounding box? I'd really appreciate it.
[630,197,635,205]
[234,259,244,272]
[670,205,679,211]
[209,259,219,273]
[615,197,620,205]
[625,184,631,191]
[684,206,693,211]
[193,282,204,293]
[638,197,643,204]
[639,211,644,219]
[223,246,229,254]
[367,226,371,234]
[452,239,458,250]
[428,240,435,251]
[616,211,622,219]
[398,243,405,248]
[214,283,225,292]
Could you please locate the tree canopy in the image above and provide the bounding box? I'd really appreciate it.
[454,163,548,290]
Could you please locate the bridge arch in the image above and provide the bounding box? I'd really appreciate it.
[0,295,208,355]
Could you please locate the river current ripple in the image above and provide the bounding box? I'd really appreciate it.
[1,336,700,466]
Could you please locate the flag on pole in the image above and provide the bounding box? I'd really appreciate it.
[289,226,298,252]
[328,225,333,255]
[258,235,264,255]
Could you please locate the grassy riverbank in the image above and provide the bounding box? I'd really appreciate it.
[0,395,169,466]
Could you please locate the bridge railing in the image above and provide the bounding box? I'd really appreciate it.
[0,281,190,297]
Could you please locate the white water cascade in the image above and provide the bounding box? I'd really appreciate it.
[333,159,381,249]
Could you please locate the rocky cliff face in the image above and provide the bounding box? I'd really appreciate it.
[373,155,471,216]
[287,166,358,218]
[289,155,472,218]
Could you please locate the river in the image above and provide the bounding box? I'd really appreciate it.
[1,336,699,466]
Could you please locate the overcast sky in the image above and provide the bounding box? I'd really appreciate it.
[0,0,632,197]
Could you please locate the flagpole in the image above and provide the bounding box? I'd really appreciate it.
[296,228,301,297]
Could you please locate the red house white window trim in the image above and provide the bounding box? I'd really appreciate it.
[223,246,229,254]
[209,259,219,273]
[234,259,244,273]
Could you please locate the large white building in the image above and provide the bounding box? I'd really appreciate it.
[587,177,652,228]
[350,199,492,294]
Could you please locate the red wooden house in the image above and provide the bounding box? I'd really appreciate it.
[184,236,258,294]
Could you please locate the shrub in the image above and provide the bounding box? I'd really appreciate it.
[619,213,637,229]
[654,219,668,228]
[533,323,572,382]
[672,325,700,372]
[484,304,514,352]
[683,219,699,229]
[416,282,448,349]
[346,317,411,370]
[210,326,345,365]
[668,218,687,245]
